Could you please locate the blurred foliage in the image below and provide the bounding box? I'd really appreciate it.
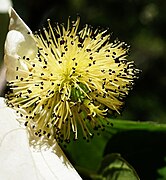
[1,0,166,179]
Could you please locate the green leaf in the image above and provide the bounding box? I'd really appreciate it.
[62,119,166,179]
[62,131,111,171]
[92,153,140,180]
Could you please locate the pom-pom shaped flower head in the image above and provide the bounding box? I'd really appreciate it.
[5,8,140,146]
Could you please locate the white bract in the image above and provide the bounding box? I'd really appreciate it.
[0,0,12,13]
[0,97,82,180]
[4,8,37,81]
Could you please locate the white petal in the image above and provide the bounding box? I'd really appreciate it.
[0,97,82,180]
[4,8,38,81]
[4,30,29,80]
[9,8,31,33]
[0,0,12,13]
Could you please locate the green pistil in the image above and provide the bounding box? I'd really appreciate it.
[70,83,89,102]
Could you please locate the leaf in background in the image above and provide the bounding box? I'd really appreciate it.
[106,119,166,133]
[63,119,166,179]
[104,127,166,179]
[62,130,112,172]
[93,153,140,180]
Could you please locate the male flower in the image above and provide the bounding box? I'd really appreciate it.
[5,8,140,146]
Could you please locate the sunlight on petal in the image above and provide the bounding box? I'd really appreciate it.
[0,0,12,13]
[4,8,37,81]
[0,97,82,180]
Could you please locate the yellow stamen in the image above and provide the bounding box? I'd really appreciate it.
[6,17,140,146]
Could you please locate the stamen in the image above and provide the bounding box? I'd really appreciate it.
[6,16,140,146]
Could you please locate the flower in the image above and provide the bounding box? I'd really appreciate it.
[0,97,82,180]
[5,8,140,146]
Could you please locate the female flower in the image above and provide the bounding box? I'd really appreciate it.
[5,8,140,146]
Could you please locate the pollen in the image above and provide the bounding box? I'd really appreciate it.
[6,16,140,146]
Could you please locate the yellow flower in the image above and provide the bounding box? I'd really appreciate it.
[5,8,140,146]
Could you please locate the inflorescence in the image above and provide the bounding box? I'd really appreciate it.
[6,16,140,146]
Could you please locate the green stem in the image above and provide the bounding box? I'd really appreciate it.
[106,119,166,132]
